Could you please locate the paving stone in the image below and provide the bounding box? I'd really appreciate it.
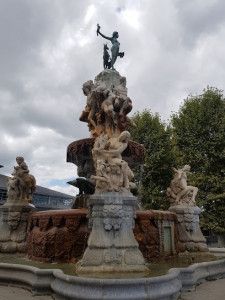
[180,278,225,300]
[0,284,52,300]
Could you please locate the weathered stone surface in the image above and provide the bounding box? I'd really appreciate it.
[67,138,145,180]
[79,70,136,138]
[27,208,179,264]
[91,132,137,193]
[169,205,208,253]
[167,165,198,206]
[1,257,225,300]
[7,157,36,204]
[134,210,179,261]
[0,203,35,253]
[76,193,149,274]
[27,209,90,263]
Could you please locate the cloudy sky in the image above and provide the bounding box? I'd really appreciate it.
[1,0,225,196]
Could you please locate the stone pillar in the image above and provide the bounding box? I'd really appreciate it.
[0,202,36,253]
[169,205,208,253]
[76,192,148,274]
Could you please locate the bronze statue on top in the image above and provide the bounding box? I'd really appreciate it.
[97,24,124,70]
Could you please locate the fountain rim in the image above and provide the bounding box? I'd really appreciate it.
[0,257,224,299]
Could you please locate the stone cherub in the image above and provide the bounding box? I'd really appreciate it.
[167,165,198,206]
[7,157,36,203]
[97,24,124,70]
[92,131,135,192]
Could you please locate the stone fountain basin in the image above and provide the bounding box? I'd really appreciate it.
[0,258,225,299]
[67,138,146,169]
[27,209,179,264]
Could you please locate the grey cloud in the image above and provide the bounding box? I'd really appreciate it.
[176,1,225,48]
[1,0,225,192]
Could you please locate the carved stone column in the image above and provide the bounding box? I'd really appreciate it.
[169,205,208,253]
[76,192,148,274]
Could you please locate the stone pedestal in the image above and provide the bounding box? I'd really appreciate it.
[169,205,208,253]
[76,192,148,274]
[0,202,36,253]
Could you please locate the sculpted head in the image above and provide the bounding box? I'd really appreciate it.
[118,131,130,143]
[82,80,94,96]
[112,31,119,38]
[16,156,24,164]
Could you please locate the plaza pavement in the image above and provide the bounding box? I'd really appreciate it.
[0,284,52,300]
[180,278,225,300]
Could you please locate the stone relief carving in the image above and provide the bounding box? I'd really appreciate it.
[8,211,21,230]
[7,157,36,203]
[103,204,123,231]
[167,165,198,206]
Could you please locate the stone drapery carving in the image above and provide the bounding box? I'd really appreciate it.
[167,165,198,206]
[79,70,136,138]
[7,157,36,203]
[91,131,136,192]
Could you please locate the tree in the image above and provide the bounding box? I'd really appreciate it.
[129,110,175,210]
[170,87,225,232]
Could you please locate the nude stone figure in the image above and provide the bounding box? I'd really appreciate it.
[92,131,135,192]
[167,165,198,206]
[79,70,136,138]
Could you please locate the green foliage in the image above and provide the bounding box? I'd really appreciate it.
[129,109,175,210]
[170,87,225,232]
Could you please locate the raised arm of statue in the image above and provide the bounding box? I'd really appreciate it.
[97,26,112,42]
[97,24,122,70]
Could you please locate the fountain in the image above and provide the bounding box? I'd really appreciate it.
[0,25,223,300]
[27,25,179,267]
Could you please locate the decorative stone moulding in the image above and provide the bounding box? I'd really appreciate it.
[76,192,148,274]
[0,202,35,253]
[0,259,225,299]
[169,205,208,253]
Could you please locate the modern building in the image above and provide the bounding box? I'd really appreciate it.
[0,174,74,210]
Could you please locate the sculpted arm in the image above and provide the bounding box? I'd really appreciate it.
[102,143,127,156]
[97,27,112,42]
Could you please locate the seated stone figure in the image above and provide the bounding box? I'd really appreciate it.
[167,165,198,206]
[7,157,36,203]
[92,131,135,192]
